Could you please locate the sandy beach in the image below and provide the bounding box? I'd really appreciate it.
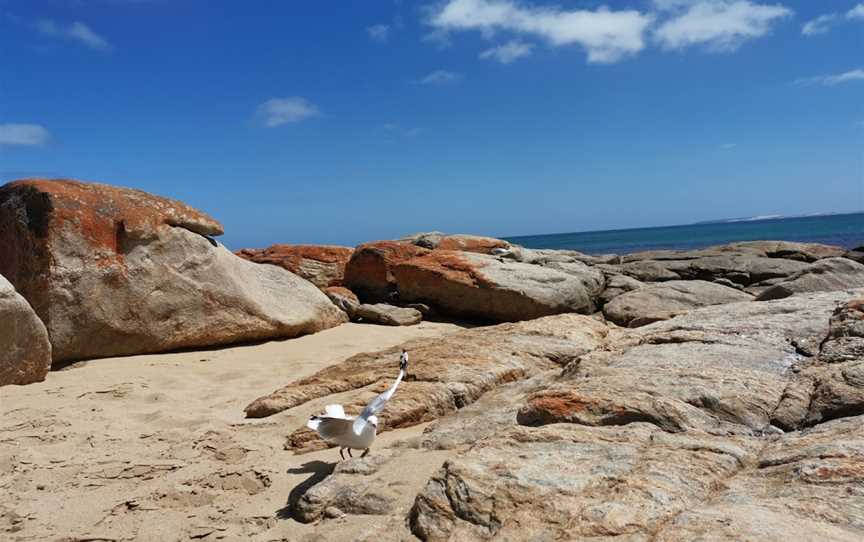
[1,321,463,541]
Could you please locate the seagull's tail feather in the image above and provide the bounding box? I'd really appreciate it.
[307,416,322,431]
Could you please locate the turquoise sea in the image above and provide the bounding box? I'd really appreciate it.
[506,213,864,255]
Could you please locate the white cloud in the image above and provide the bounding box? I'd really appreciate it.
[720,142,737,149]
[428,0,654,64]
[36,20,112,51]
[256,97,320,127]
[654,1,793,52]
[0,124,51,146]
[479,40,534,63]
[418,69,461,85]
[796,68,864,87]
[847,4,864,19]
[367,24,390,43]
[802,13,838,36]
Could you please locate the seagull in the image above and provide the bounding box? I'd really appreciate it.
[307,349,408,460]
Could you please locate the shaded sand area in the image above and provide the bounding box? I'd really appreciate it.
[0,322,463,541]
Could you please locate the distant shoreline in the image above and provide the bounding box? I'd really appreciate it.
[505,212,864,255]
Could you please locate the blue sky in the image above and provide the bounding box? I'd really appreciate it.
[1,0,862,248]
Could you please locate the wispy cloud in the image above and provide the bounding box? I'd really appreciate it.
[36,20,112,52]
[653,0,793,52]
[0,123,51,146]
[367,24,390,43]
[479,40,534,64]
[800,4,864,36]
[796,68,864,87]
[418,69,461,85]
[719,142,737,149]
[427,0,654,64]
[802,14,838,36]
[256,97,320,127]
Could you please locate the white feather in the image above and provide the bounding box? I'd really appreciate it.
[324,404,349,419]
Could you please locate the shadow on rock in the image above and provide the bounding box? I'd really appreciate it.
[276,460,335,520]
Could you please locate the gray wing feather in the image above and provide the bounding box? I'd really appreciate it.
[315,417,355,441]
[360,393,389,419]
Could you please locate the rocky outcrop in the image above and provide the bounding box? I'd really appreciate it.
[603,279,752,327]
[235,244,353,288]
[343,241,428,302]
[405,289,864,541]
[597,273,644,306]
[756,257,864,301]
[345,244,603,322]
[324,286,421,326]
[402,233,510,254]
[609,241,852,290]
[617,251,811,287]
[0,274,51,385]
[354,304,422,326]
[0,179,346,363]
[771,299,864,431]
[244,314,609,425]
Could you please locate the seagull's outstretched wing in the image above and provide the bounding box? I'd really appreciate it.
[308,416,355,442]
[308,403,354,439]
[352,355,408,435]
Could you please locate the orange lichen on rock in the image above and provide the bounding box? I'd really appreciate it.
[519,390,594,424]
[2,178,222,257]
[343,241,430,301]
[393,250,494,289]
[436,235,510,254]
[323,286,359,305]
[236,244,353,288]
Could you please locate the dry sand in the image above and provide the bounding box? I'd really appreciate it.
[0,321,464,541]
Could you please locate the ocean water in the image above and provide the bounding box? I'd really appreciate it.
[505,213,864,255]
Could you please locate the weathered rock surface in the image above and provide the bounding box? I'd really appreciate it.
[402,233,510,254]
[0,179,346,363]
[410,424,762,541]
[617,251,811,287]
[610,241,853,290]
[344,241,604,322]
[324,286,421,326]
[244,314,609,427]
[771,299,864,431]
[235,244,353,288]
[654,416,864,542]
[354,303,422,326]
[323,286,360,308]
[597,273,643,306]
[757,257,864,300]
[343,241,428,302]
[404,290,864,541]
[603,279,752,327]
[0,274,51,386]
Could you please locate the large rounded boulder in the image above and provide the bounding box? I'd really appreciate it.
[345,242,600,322]
[0,179,346,363]
[0,274,51,385]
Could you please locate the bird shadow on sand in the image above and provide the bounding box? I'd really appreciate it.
[276,460,336,520]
